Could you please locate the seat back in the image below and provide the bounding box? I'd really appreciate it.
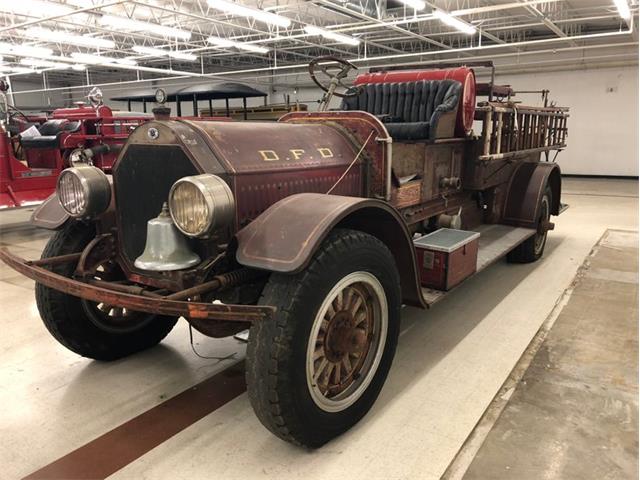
[37,119,81,136]
[341,79,459,122]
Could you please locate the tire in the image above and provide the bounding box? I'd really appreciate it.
[246,228,401,448]
[507,185,552,263]
[35,221,178,361]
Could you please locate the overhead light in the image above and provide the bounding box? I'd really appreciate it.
[71,64,86,71]
[0,42,54,58]
[71,52,137,66]
[99,15,191,40]
[612,0,631,19]
[303,25,360,46]
[396,0,425,10]
[207,0,291,28]
[207,36,269,54]
[20,58,70,69]
[23,28,115,49]
[432,9,476,35]
[132,46,198,61]
[0,0,73,17]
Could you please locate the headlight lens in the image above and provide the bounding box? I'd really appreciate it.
[168,174,234,237]
[57,166,111,218]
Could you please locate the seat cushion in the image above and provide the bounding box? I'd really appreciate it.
[384,122,431,141]
[341,79,461,141]
[20,136,61,149]
[21,120,81,149]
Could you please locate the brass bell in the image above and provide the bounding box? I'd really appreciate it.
[134,202,200,271]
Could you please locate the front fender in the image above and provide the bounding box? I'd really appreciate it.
[235,193,425,308]
[30,194,69,230]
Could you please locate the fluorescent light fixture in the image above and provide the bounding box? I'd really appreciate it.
[207,0,291,28]
[0,42,54,58]
[432,9,476,35]
[99,15,191,40]
[612,0,631,19]
[71,52,137,66]
[132,45,197,61]
[207,36,269,54]
[303,25,360,46]
[0,0,73,17]
[71,64,86,71]
[23,27,115,49]
[396,0,425,10]
[20,57,70,69]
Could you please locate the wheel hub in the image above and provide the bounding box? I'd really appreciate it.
[324,310,368,362]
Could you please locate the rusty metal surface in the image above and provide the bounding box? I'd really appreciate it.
[0,247,274,322]
[503,162,561,228]
[235,192,426,308]
[182,120,359,173]
[280,110,390,198]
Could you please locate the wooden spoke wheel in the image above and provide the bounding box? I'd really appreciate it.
[306,272,387,412]
[81,262,154,334]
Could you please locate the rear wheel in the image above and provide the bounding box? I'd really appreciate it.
[507,185,552,263]
[246,228,401,448]
[35,222,178,361]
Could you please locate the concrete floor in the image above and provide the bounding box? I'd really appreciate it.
[463,229,638,479]
[0,177,637,480]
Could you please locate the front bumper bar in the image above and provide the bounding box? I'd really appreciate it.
[0,248,274,322]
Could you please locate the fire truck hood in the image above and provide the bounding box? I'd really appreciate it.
[121,119,360,175]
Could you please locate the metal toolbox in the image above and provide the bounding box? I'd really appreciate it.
[414,228,480,291]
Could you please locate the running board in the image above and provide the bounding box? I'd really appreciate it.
[421,224,536,307]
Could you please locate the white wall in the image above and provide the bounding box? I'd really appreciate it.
[494,66,638,177]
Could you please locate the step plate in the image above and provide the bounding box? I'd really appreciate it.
[421,224,536,306]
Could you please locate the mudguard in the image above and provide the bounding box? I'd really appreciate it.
[503,162,561,229]
[235,193,426,308]
[30,194,69,230]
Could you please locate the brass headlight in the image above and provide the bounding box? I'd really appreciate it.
[168,174,234,237]
[57,166,111,218]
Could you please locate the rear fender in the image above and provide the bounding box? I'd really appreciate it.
[30,194,69,230]
[503,162,561,228]
[235,193,425,308]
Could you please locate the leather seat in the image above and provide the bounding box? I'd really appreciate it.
[341,80,461,141]
[20,119,81,149]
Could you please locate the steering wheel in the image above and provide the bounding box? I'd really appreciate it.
[308,56,359,98]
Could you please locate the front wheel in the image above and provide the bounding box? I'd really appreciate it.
[246,229,401,448]
[35,222,178,361]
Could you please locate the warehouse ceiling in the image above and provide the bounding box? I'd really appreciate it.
[0,0,637,95]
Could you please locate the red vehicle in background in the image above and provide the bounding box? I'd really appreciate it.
[0,84,234,210]
[0,85,150,209]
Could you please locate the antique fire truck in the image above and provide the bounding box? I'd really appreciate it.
[0,57,569,448]
[0,86,151,209]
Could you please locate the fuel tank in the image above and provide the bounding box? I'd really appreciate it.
[354,67,476,136]
[114,119,364,261]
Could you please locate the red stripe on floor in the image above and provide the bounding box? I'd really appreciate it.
[22,360,246,480]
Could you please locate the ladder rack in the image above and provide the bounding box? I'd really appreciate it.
[477,101,569,162]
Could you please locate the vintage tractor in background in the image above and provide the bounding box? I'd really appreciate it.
[0,57,569,448]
